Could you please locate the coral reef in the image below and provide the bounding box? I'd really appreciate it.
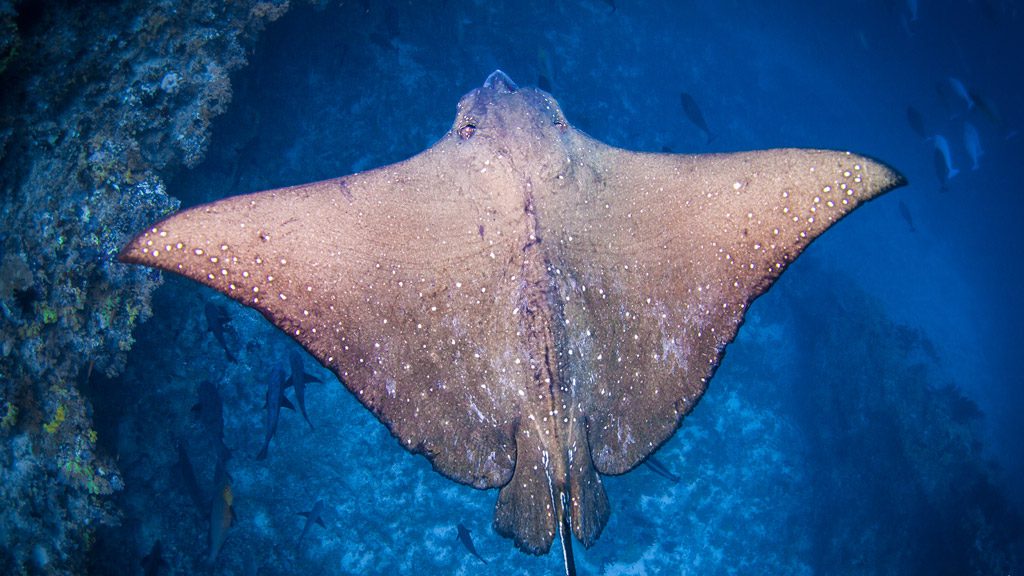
[0,0,290,572]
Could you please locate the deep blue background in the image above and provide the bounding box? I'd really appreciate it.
[107,1,1024,574]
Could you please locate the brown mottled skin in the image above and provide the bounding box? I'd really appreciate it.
[120,71,905,575]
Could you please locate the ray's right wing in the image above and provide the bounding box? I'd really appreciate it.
[544,143,905,475]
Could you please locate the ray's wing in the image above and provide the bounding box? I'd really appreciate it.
[120,137,542,489]
[544,143,905,475]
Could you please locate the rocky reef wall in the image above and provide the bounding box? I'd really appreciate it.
[0,1,290,572]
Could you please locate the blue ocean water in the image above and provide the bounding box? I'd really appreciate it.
[98,1,1023,574]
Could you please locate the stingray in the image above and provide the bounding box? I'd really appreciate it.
[119,70,905,574]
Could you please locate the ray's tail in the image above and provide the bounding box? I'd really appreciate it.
[559,491,577,576]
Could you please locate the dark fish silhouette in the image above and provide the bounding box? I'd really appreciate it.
[297,499,327,551]
[120,70,905,575]
[204,302,237,363]
[898,200,916,233]
[905,105,927,139]
[141,539,168,576]
[680,91,714,143]
[286,350,322,430]
[174,442,206,515]
[969,89,1004,128]
[256,366,293,460]
[207,454,234,565]
[192,380,230,459]
[457,523,487,563]
[643,455,681,483]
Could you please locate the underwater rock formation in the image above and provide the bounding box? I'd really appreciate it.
[0,1,289,572]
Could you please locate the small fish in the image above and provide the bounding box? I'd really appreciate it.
[679,92,713,144]
[286,350,322,430]
[644,455,681,483]
[297,499,327,551]
[963,122,983,170]
[204,302,237,363]
[946,77,975,112]
[969,89,1003,128]
[208,455,235,565]
[932,134,959,190]
[174,442,206,515]
[905,106,927,140]
[457,523,487,563]
[256,366,293,460]
[898,200,916,233]
[141,540,168,576]
[192,380,230,459]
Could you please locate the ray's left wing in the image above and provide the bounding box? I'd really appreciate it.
[119,139,540,490]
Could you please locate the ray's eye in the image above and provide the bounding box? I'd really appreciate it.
[459,124,477,139]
